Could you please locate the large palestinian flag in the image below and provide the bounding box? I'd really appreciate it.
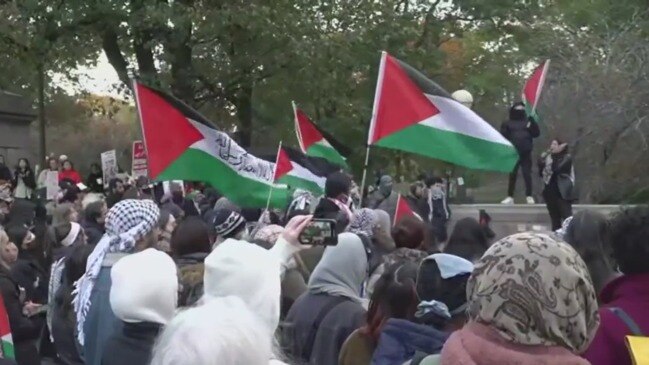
[293,102,348,169]
[0,297,14,359]
[273,146,337,195]
[522,59,550,123]
[133,81,290,208]
[368,52,518,173]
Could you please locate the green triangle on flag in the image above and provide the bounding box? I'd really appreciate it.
[368,51,518,173]
[293,102,348,169]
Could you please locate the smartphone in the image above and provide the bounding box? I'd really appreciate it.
[298,219,338,246]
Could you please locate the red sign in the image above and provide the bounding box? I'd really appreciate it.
[132,140,148,178]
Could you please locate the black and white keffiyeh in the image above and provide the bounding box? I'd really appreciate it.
[73,199,159,345]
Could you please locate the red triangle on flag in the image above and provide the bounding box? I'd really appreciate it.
[394,194,422,226]
[134,82,204,179]
[273,147,294,182]
[294,105,324,151]
[368,52,441,145]
[522,60,550,112]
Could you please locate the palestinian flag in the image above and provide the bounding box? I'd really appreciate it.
[0,297,14,359]
[274,146,339,195]
[394,194,422,226]
[368,52,518,173]
[293,102,348,169]
[133,81,289,208]
[522,59,550,123]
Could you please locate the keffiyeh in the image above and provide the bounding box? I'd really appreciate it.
[347,208,378,238]
[467,232,599,353]
[73,199,160,345]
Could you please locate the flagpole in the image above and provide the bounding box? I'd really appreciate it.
[358,144,371,207]
[265,141,283,211]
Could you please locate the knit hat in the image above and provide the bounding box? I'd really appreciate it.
[203,239,281,335]
[110,248,178,325]
[212,209,246,237]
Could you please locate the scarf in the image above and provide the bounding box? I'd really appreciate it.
[73,199,160,345]
[467,232,599,354]
[347,208,378,239]
[308,232,368,305]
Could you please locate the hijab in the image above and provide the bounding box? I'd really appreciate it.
[347,208,378,239]
[308,233,368,305]
[467,232,600,353]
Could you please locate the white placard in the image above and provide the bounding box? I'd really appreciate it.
[45,171,59,201]
[101,150,118,189]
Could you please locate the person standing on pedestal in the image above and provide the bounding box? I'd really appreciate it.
[500,102,540,204]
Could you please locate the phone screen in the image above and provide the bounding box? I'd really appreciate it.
[298,219,337,246]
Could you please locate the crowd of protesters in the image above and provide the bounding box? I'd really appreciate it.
[0,152,647,365]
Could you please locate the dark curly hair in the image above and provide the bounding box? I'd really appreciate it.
[609,206,649,275]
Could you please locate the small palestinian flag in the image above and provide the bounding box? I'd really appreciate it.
[0,296,14,359]
[368,52,518,173]
[293,102,348,169]
[522,59,550,123]
[133,81,290,208]
[273,145,338,195]
[394,194,422,226]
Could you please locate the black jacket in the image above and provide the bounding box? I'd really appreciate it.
[51,285,84,365]
[0,164,11,182]
[11,253,49,305]
[13,169,36,190]
[500,118,540,154]
[86,172,104,193]
[101,322,162,365]
[0,266,41,365]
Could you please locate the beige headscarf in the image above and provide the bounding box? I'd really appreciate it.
[467,232,599,354]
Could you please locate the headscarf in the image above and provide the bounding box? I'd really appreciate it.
[467,232,599,353]
[347,208,378,238]
[253,224,284,247]
[308,232,368,305]
[73,199,160,345]
[288,189,315,213]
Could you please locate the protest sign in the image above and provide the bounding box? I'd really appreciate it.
[101,150,118,189]
[132,140,148,178]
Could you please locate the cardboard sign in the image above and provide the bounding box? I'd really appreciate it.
[45,171,59,201]
[101,150,118,189]
[131,140,148,179]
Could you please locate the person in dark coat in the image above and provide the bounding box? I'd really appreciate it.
[6,226,48,306]
[0,155,12,185]
[51,244,93,365]
[539,139,576,230]
[314,172,353,221]
[12,159,36,200]
[284,233,368,365]
[85,163,104,194]
[171,216,211,307]
[443,217,490,263]
[101,249,177,365]
[81,200,106,246]
[105,178,125,209]
[583,206,649,365]
[426,177,450,243]
[0,229,41,365]
[169,182,199,217]
[500,102,540,204]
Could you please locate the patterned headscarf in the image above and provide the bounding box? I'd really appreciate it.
[347,208,378,238]
[73,199,160,345]
[467,232,599,353]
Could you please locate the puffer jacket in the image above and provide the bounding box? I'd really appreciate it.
[176,252,208,307]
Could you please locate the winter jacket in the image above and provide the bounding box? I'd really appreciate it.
[59,170,82,184]
[440,322,589,365]
[0,163,12,183]
[83,253,127,365]
[82,219,105,246]
[500,119,540,154]
[284,293,366,365]
[371,318,448,365]
[540,152,577,201]
[51,286,84,365]
[583,273,649,365]
[85,172,104,193]
[0,266,41,365]
[101,321,162,365]
[367,248,429,298]
[176,252,208,307]
[11,253,49,304]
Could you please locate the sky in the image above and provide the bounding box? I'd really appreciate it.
[53,51,124,98]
